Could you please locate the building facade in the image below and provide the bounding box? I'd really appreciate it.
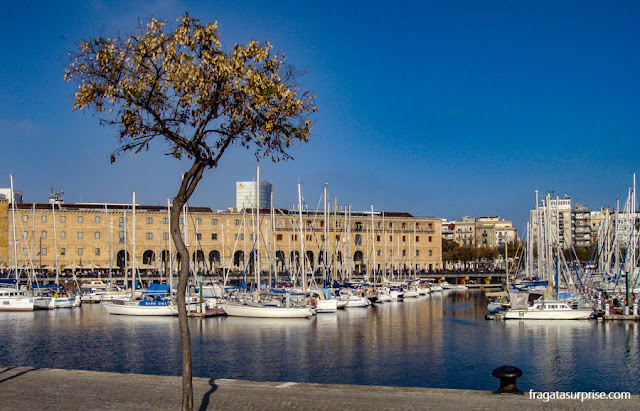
[451,216,517,248]
[1,202,443,275]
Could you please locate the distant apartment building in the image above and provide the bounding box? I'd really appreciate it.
[530,194,573,247]
[572,203,592,247]
[449,216,517,248]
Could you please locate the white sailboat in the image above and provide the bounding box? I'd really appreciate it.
[1,175,34,312]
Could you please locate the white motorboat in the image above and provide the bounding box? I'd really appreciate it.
[504,298,593,320]
[0,286,34,312]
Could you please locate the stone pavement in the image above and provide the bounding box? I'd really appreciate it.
[0,366,638,410]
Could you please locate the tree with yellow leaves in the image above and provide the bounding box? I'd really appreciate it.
[65,14,315,410]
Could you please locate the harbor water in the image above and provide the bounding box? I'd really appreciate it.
[1,290,638,394]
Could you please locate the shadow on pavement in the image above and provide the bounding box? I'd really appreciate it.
[198,378,218,411]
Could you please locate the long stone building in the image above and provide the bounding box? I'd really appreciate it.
[0,201,442,277]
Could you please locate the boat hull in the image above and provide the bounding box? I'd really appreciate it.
[504,309,592,320]
[102,302,177,316]
[221,303,313,318]
[0,297,35,311]
[316,299,338,313]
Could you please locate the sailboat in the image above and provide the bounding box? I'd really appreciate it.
[102,283,177,316]
[1,176,34,311]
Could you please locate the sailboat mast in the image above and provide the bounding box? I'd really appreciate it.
[52,202,59,285]
[371,205,375,283]
[256,164,260,292]
[297,183,306,291]
[132,190,136,296]
[168,199,173,292]
[10,175,18,289]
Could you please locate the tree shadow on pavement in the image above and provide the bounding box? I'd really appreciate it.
[198,378,218,411]
[0,367,37,384]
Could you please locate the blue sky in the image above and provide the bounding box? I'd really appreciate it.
[1,0,639,234]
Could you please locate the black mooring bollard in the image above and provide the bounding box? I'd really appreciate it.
[492,365,523,394]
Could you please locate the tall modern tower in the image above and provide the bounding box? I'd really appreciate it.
[236,181,273,210]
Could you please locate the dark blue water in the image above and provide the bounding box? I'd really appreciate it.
[1,290,638,394]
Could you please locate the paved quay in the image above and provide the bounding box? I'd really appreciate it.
[1,366,638,410]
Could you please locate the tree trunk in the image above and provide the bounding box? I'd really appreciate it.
[171,192,192,411]
[170,160,206,411]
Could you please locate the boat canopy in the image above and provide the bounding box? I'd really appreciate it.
[145,283,170,297]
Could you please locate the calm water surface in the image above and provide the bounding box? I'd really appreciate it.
[1,290,638,393]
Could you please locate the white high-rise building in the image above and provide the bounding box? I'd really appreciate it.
[235,181,272,210]
[0,188,23,204]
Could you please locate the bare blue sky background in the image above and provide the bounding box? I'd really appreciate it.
[1,0,639,234]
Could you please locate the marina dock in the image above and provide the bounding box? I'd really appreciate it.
[1,365,638,410]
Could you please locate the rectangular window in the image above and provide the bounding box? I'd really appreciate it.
[389,235,393,242]
[162,218,169,225]
[377,249,382,256]
[119,231,125,243]
[235,219,240,226]
[95,216,101,224]
[402,235,406,242]
[78,216,83,223]
[41,231,47,239]
[146,233,153,240]
[78,232,83,239]
[61,231,66,239]
[22,231,27,239]
[146,217,153,224]
[22,248,28,255]
[211,218,218,225]
[292,234,297,241]
[41,248,47,256]
[95,232,100,239]
[276,234,283,241]
[306,235,312,241]
[416,236,419,242]
[179,218,184,225]
[402,249,406,257]
[78,248,83,256]
[211,233,218,240]
[60,216,66,223]
[41,215,47,223]
[22,215,28,222]
[195,218,202,225]
[428,236,432,242]
[119,217,125,227]
[390,250,393,256]
[196,233,202,241]
[376,235,380,242]
[335,235,340,241]
[416,250,420,257]
[163,233,169,240]
[428,250,432,257]
[95,248,100,256]
[60,248,66,255]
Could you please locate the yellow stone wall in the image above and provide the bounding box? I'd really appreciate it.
[4,203,442,274]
